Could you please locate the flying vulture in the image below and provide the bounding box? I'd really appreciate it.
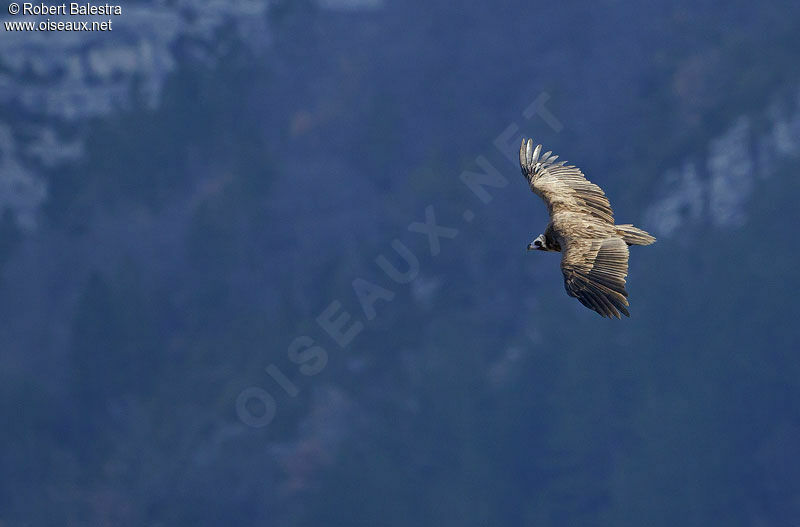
[520,138,655,318]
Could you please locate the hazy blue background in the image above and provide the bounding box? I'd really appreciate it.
[2,0,800,525]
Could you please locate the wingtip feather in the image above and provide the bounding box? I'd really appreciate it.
[519,139,527,169]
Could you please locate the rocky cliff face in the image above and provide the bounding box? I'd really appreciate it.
[646,88,800,238]
[0,0,272,230]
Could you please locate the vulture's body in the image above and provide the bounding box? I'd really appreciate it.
[520,138,655,318]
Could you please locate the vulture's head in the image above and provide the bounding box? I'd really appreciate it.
[528,234,549,252]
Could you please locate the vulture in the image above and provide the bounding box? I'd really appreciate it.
[519,138,655,318]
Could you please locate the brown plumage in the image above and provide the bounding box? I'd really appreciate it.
[519,138,655,318]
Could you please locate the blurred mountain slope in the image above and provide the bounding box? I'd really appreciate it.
[1,0,799,525]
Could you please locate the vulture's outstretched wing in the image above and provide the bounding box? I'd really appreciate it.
[519,138,615,224]
[561,236,630,318]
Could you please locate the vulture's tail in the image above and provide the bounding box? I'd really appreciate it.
[615,224,656,246]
